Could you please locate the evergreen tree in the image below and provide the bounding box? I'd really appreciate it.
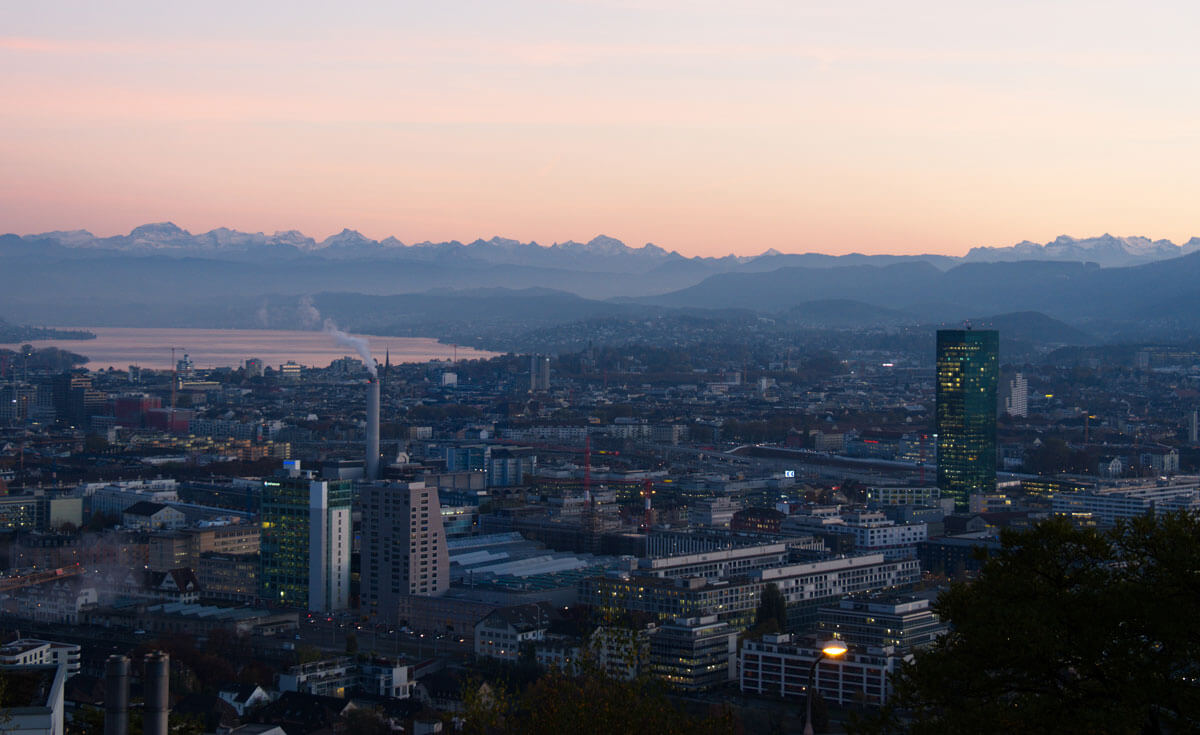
[754,582,788,633]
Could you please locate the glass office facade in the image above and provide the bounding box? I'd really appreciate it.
[936,330,998,510]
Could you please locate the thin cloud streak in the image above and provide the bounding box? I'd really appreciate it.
[0,34,1183,71]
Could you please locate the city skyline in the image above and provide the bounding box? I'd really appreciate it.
[5,1,1200,257]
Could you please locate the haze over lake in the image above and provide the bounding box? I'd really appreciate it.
[0,327,498,371]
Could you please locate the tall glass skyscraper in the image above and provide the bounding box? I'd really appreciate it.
[936,329,999,510]
[260,467,353,612]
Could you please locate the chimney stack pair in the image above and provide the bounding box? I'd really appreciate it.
[104,652,169,735]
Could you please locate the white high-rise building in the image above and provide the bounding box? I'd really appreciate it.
[362,481,449,623]
[259,467,352,612]
[308,479,353,613]
[530,355,551,392]
[1005,373,1028,418]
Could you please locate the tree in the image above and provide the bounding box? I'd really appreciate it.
[499,667,736,735]
[854,514,1200,734]
[754,582,788,634]
[343,707,392,735]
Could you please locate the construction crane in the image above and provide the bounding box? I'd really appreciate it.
[0,565,83,592]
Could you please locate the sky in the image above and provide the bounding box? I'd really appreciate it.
[3,1,1200,258]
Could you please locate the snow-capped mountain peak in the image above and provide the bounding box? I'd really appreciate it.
[965,234,1186,267]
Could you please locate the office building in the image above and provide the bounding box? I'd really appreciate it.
[1005,372,1028,418]
[260,468,352,612]
[741,633,902,707]
[530,355,550,392]
[1,665,67,735]
[148,523,260,572]
[445,445,489,473]
[936,329,999,510]
[1050,481,1200,526]
[361,481,450,622]
[649,616,738,691]
[817,594,946,651]
[582,553,921,631]
[0,639,81,677]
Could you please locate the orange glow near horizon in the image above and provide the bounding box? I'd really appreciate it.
[3,3,1200,258]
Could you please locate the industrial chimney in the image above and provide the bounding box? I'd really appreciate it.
[366,377,380,480]
[143,651,170,735]
[104,655,130,735]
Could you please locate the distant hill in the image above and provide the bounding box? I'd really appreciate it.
[6,223,1200,343]
[940,312,1096,346]
[642,251,1200,339]
[779,300,918,329]
[643,262,944,311]
[0,319,95,343]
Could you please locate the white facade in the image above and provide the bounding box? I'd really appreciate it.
[4,665,66,735]
[741,634,904,706]
[0,640,81,677]
[358,659,415,699]
[1005,373,1028,418]
[687,496,740,528]
[3,582,98,625]
[279,657,354,697]
[86,481,179,517]
[826,512,928,560]
[308,480,352,613]
[638,543,791,580]
[1052,481,1200,525]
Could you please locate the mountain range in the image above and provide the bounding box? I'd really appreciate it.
[5,223,1200,348]
[12,223,1200,270]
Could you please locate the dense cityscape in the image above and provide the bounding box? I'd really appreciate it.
[5,2,1200,732]
[1,317,1198,732]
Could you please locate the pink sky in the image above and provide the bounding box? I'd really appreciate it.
[3,1,1199,257]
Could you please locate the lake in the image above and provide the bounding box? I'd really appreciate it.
[0,327,499,370]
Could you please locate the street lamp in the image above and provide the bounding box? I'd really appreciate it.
[803,640,848,735]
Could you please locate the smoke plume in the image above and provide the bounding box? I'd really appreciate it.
[324,318,377,377]
[297,296,376,376]
[297,296,322,328]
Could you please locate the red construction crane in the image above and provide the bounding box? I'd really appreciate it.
[0,565,83,592]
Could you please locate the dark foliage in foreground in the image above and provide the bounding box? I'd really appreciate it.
[853,513,1200,734]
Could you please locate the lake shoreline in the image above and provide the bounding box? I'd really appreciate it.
[0,327,499,371]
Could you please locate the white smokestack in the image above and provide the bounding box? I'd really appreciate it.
[366,377,380,480]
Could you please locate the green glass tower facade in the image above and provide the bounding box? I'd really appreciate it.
[260,472,353,611]
[936,329,999,510]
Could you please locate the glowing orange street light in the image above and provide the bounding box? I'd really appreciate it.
[821,642,848,657]
[804,640,848,735]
